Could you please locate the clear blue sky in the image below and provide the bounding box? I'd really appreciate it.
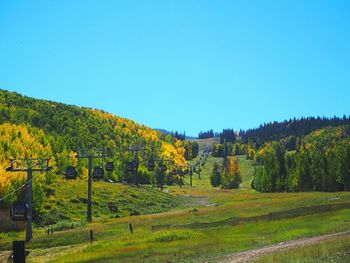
[1,1,349,136]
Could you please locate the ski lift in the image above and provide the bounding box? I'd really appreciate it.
[93,166,104,179]
[65,166,78,179]
[6,166,13,172]
[126,162,134,172]
[160,164,167,172]
[105,162,114,172]
[147,160,155,171]
[10,203,28,221]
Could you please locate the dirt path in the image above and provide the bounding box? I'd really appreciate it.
[219,231,350,263]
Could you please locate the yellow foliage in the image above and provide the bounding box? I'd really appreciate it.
[81,168,88,179]
[68,151,78,167]
[91,108,161,142]
[247,146,255,159]
[0,123,53,194]
[90,108,187,169]
[90,109,116,121]
[228,157,240,177]
[161,143,187,168]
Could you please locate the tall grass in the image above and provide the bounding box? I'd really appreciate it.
[148,230,202,242]
[256,234,350,263]
[51,221,84,231]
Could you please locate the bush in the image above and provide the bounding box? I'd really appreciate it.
[52,221,83,231]
[149,230,200,242]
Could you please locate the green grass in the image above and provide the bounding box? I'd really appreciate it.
[1,154,350,262]
[148,229,202,243]
[237,155,256,189]
[189,138,219,152]
[256,234,350,263]
[51,221,84,232]
[40,179,179,224]
[22,209,350,262]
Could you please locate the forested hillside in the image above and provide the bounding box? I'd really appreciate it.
[252,126,350,192]
[0,89,197,204]
[240,116,350,148]
[208,120,350,193]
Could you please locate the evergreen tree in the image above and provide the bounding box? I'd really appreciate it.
[210,162,222,187]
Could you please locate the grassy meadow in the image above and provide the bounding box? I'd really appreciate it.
[0,150,350,262]
[256,234,350,263]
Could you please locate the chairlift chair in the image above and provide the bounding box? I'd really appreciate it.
[93,166,104,179]
[65,166,78,179]
[105,162,114,172]
[10,203,28,221]
[147,160,155,172]
[126,162,134,172]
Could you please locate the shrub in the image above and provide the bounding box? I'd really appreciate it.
[149,230,200,242]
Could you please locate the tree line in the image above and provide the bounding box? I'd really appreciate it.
[252,126,350,192]
[240,116,350,148]
[198,128,238,142]
[210,156,242,189]
[198,129,214,139]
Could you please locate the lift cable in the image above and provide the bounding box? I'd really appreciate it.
[0,166,50,202]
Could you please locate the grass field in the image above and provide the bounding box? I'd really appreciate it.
[256,234,350,263]
[1,148,350,262]
[42,179,179,223]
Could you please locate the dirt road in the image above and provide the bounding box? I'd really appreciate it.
[219,231,350,263]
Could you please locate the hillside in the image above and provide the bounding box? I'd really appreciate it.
[240,116,350,148]
[0,181,178,230]
[189,137,219,153]
[0,89,194,226]
[252,125,350,192]
[1,153,350,262]
[1,91,350,262]
[0,89,186,163]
